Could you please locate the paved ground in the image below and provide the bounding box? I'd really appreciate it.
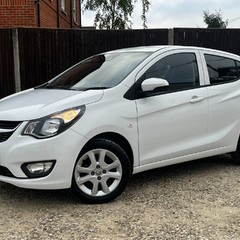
[0,154,240,240]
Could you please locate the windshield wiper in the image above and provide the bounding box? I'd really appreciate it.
[34,84,70,90]
[36,85,109,91]
[44,85,71,90]
[74,87,110,91]
[34,83,48,89]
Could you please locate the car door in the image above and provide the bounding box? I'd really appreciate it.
[201,51,240,152]
[136,50,208,166]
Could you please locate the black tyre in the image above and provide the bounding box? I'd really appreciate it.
[71,139,131,203]
[231,144,240,164]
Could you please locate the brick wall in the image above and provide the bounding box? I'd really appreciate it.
[40,0,58,28]
[0,0,81,28]
[0,0,37,28]
[58,0,81,28]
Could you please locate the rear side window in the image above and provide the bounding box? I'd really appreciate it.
[204,54,239,84]
[144,53,199,91]
[236,61,240,75]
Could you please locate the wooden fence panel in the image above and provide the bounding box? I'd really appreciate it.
[174,28,240,55]
[3,27,240,99]
[17,28,169,90]
[18,28,71,90]
[0,29,15,98]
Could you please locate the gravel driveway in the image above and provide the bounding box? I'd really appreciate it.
[0,154,240,240]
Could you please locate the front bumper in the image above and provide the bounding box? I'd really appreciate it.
[0,122,87,189]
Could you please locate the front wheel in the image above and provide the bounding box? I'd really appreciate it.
[71,139,131,203]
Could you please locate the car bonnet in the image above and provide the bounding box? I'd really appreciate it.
[0,88,104,121]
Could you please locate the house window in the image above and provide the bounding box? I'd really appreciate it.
[61,0,66,11]
[73,0,77,22]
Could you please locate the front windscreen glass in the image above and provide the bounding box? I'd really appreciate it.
[41,52,151,91]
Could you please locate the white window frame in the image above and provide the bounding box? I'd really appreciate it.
[72,0,77,22]
[61,0,66,11]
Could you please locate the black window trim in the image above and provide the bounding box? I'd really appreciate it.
[124,81,207,100]
[204,53,240,86]
[205,77,240,87]
[124,52,201,100]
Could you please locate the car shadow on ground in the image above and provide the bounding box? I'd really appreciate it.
[131,154,233,184]
[0,154,236,205]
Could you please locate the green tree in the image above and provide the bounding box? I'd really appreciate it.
[203,9,228,28]
[82,0,150,29]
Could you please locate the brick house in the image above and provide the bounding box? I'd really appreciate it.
[0,0,81,28]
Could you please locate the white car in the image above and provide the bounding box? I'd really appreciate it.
[0,45,240,203]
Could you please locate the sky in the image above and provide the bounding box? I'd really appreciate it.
[81,0,240,29]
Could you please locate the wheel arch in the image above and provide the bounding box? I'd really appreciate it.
[83,132,134,173]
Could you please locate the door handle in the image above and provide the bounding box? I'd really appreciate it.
[190,96,205,103]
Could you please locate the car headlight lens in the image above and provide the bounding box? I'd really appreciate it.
[22,106,85,138]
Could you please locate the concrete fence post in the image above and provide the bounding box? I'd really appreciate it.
[168,28,174,45]
[12,28,21,92]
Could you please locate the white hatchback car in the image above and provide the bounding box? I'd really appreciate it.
[0,45,240,203]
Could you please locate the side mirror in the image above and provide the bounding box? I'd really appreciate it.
[141,78,169,92]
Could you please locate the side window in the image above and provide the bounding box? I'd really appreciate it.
[236,61,240,76]
[204,54,239,84]
[144,53,199,91]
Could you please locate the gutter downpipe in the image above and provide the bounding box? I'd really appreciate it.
[57,0,60,28]
[70,0,73,28]
[35,0,40,27]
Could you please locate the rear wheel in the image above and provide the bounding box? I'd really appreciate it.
[231,145,240,164]
[71,139,131,203]
[231,137,240,164]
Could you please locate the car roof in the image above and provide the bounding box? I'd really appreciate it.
[107,45,169,53]
[107,45,239,58]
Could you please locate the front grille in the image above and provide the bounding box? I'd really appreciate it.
[0,121,22,130]
[0,121,22,143]
[0,166,15,177]
[0,131,14,142]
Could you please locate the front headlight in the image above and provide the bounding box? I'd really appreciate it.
[22,106,86,138]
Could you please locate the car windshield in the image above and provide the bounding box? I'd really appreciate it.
[41,51,151,91]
